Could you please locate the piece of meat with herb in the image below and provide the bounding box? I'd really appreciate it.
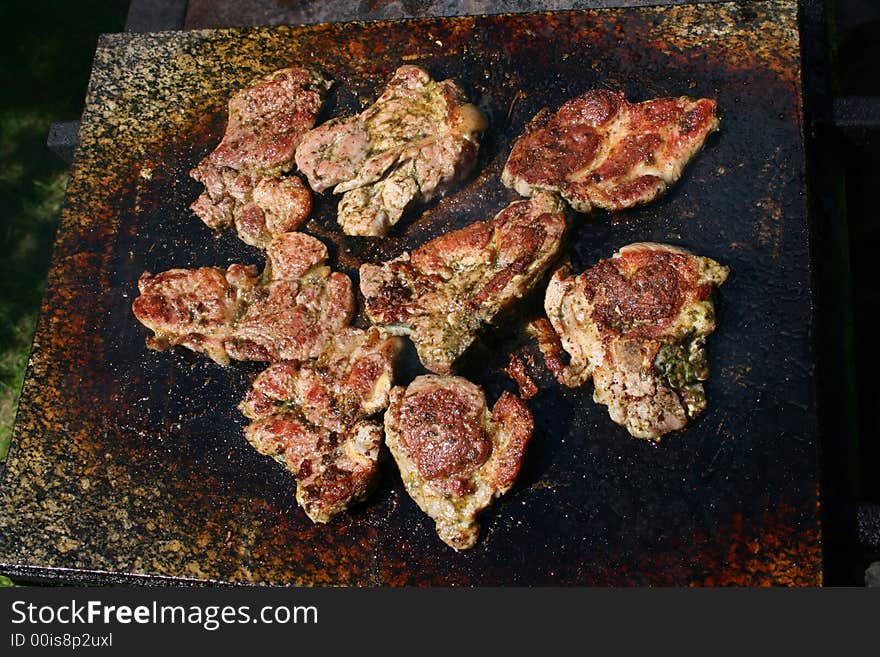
[295,65,487,236]
[239,327,401,522]
[132,264,258,366]
[359,190,566,373]
[189,66,330,246]
[544,243,728,440]
[191,168,314,248]
[201,66,331,175]
[225,232,355,362]
[526,317,587,388]
[384,375,533,549]
[502,90,719,213]
[240,327,402,433]
[133,232,354,364]
[245,415,383,523]
[235,176,313,248]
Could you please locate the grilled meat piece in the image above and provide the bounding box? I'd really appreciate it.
[133,232,354,365]
[544,243,729,440]
[132,264,258,365]
[191,165,313,248]
[505,352,539,400]
[226,232,354,362]
[245,415,382,523]
[502,90,719,213]
[199,67,332,175]
[237,176,313,249]
[190,66,330,246]
[295,65,487,236]
[239,328,401,523]
[360,191,567,373]
[384,375,533,549]
[527,317,587,389]
[240,327,402,433]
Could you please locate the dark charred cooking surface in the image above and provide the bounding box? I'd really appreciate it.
[0,2,820,585]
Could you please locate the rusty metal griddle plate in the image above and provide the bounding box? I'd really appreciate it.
[0,1,820,585]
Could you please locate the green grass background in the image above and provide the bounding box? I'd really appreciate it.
[0,1,129,462]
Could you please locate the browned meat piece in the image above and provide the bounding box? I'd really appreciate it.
[502,90,719,213]
[240,327,402,433]
[233,176,313,248]
[226,232,354,362]
[189,168,242,229]
[189,66,330,246]
[245,415,382,523]
[504,353,539,400]
[384,375,533,549]
[192,159,312,249]
[295,65,487,236]
[527,317,585,388]
[359,191,567,373]
[239,327,401,523]
[132,232,354,364]
[192,66,332,180]
[544,243,729,440]
[203,67,331,175]
[132,265,258,365]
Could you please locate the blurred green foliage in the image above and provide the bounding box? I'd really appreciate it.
[0,1,129,460]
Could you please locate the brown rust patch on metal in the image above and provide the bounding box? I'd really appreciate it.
[0,2,820,586]
[620,501,823,586]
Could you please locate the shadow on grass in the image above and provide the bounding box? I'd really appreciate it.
[0,1,129,460]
